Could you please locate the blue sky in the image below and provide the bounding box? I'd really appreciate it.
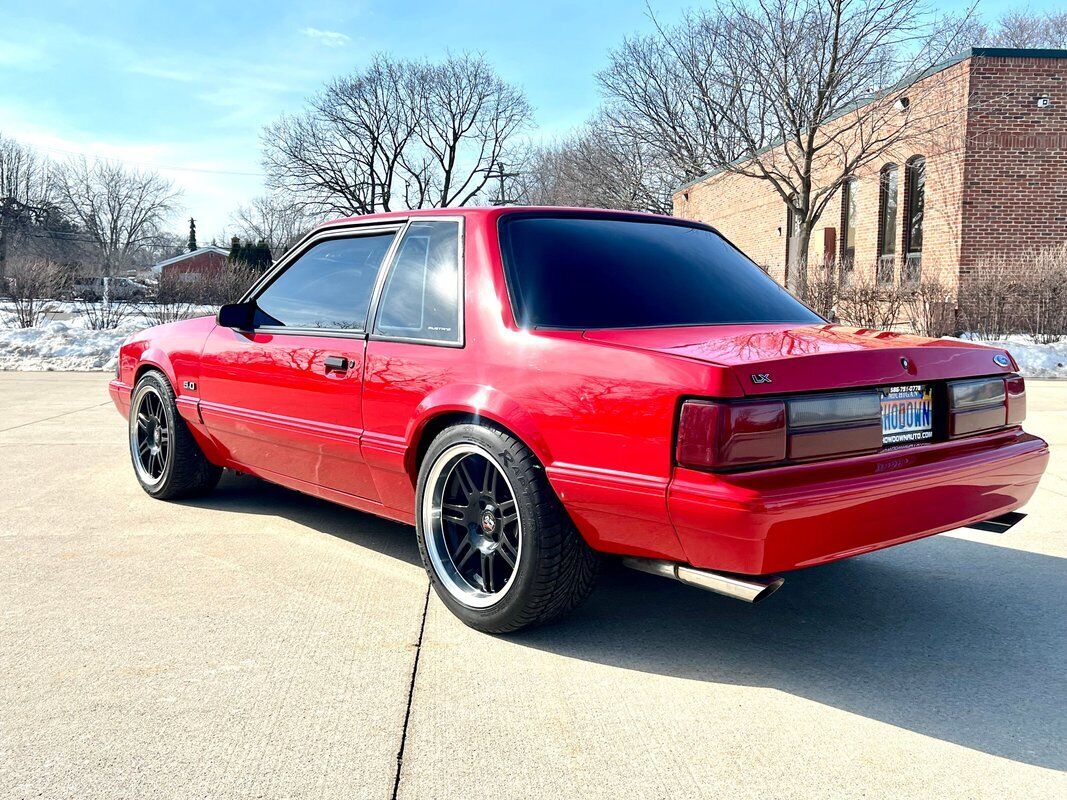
[0,0,1059,236]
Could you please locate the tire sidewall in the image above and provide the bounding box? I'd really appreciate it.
[129,372,179,497]
[416,424,547,630]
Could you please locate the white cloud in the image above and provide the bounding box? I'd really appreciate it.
[299,27,351,47]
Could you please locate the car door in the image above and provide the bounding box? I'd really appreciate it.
[361,218,466,511]
[198,225,402,501]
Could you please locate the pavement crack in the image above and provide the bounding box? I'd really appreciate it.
[391,581,430,800]
[0,401,111,432]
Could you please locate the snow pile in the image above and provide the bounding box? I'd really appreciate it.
[0,302,223,371]
[0,319,140,371]
[949,335,1067,379]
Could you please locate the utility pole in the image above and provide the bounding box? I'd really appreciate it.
[490,162,519,206]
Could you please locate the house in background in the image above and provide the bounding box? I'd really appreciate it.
[153,246,230,284]
[674,48,1067,294]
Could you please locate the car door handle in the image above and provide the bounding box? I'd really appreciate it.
[324,355,350,373]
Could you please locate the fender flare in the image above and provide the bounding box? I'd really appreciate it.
[134,348,204,428]
[403,383,551,476]
[134,346,178,389]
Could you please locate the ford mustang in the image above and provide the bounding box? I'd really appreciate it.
[109,208,1048,632]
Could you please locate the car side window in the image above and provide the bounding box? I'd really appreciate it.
[373,220,462,343]
[253,232,397,330]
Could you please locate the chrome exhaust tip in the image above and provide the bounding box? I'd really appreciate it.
[964,511,1026,534]
[622,557,784,603]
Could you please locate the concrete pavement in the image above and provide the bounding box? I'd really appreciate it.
[1,372,1064,799]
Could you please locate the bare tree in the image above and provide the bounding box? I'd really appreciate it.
[6,258,60,327]
[598,31,732,183]
[0,135,50,210]
[263,53,531,214]
[409,54,532,207]
[139,231,187,266]
[515,114,676,213]
[52,157,181,274]
[231,194,323,253]
[264,55,419,215]
[0,134,53,279]
[611,0,971,292]
[934,8,1067,50]
[990,10,1067,48]
[0,135,99,282]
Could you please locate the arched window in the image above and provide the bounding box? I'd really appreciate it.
[877,165,899,284]
[902,156,925,284]
[839,177,858,278]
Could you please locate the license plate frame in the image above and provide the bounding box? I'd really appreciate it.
[880,384,934,445]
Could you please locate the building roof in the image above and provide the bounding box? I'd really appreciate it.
[673,46,1067,196]
[153,246,230,271]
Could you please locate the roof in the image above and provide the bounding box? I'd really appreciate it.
[674,46,1067,196]
[315,205,678,231]
[153,246,230,270]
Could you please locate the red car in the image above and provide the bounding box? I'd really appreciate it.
[109,208,1048,632]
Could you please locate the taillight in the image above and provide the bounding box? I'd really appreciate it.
[676,391,884,470]
[679,374,1027,472]
[949,377,1006,410]
[1006,375,1026,425]
[676,399,785,469]
[948,375,1021,436]
[786,391,882,460]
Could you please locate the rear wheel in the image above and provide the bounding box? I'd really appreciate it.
[129,371,221,500]
[416,423,599,633]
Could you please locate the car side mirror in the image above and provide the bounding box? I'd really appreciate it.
[217,301,255,330]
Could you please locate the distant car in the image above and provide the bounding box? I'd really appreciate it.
[108,208,1048,632]
[73,276,148,301]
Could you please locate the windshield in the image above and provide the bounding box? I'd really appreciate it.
[498,214,822,330]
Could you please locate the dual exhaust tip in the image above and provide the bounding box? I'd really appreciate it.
[622,512,1027,603]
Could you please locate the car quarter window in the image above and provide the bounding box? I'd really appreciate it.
[373,220,461,343]
[253,232,397,331]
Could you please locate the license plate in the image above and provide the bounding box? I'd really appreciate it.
[881,385,933,445]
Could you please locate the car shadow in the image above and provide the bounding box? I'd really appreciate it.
[515,537,1067,771]
[183,473,1065,771]
[179,471,422,567]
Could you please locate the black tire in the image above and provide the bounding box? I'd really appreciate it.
[415,423,599,633]
[129,371,222,500]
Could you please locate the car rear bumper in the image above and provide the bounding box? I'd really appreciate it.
[668,428,1049,575]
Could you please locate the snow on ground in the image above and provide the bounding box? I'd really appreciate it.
[950,335,1067,379]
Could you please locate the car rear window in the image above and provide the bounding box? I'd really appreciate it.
[498,214,822,329]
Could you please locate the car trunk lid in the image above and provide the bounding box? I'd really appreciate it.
[581,324,1016,395]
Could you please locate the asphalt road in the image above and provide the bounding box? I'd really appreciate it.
[1,372,1064,799]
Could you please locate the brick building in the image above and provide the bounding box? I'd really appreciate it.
[154,246,229,284]
[673,48,1067,294]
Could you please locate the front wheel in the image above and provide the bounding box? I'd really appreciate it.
[129,371,221,500]
[416,423,599,633]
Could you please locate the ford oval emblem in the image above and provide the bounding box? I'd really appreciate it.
[994,354,1011,368]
